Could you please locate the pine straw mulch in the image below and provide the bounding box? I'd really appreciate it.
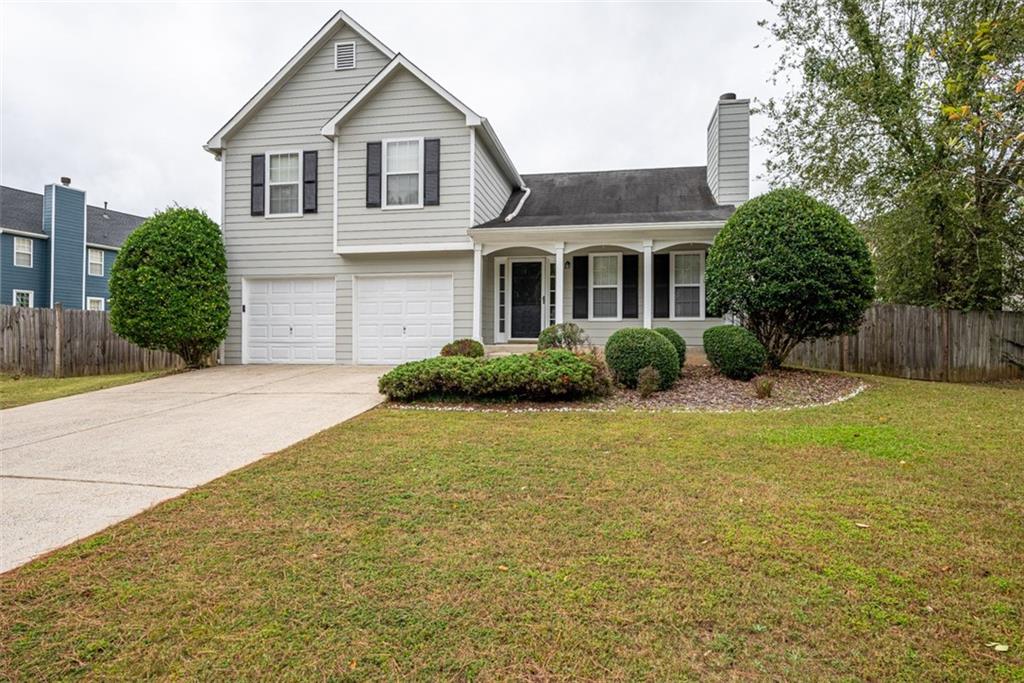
[390,366,868,414]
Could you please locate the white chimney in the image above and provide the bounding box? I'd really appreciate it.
[706,93,750,205]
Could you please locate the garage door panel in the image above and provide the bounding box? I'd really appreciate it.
[355,275,453,365]
[247,278,336,364]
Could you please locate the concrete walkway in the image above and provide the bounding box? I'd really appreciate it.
[0,365,386,573]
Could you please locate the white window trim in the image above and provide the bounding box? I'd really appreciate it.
[669,250,706,321]
[13,289,33,307]
[588,252,623,321]
[86,296,105,311]
[13,236,32,268]
[381,137,424,210]
[265,150,303,218]
[334,41,356,70]
[88,248,104,277]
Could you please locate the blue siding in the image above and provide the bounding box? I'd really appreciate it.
[0,234,49,307]
[49,184,86,310]
[84,247,116,302]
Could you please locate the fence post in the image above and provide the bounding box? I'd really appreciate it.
[53,303,63,379]
[941,307,950,382]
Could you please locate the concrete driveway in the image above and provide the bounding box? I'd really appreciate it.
[1,365,385,573]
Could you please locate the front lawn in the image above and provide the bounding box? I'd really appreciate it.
[2,377,1021,679]
[0,371,171,410]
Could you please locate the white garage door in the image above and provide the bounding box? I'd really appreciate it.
[355,275,453,364]
[246,278,336,364]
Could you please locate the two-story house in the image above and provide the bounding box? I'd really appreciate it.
[0,181,147,311]
[205,10,749,365]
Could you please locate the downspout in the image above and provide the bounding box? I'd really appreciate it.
[504,186,531,222]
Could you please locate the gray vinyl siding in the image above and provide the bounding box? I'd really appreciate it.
[49,185,86,310]
[335,251,473,363]
[706,99,749,206]
[0,234,49,307]
[473,139,513,225]
[336,69,471,249]
[219,24,389,363]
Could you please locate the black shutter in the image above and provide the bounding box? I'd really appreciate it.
[366,142,382,208]
[622,254,639,318]
[302,151,318,213]
[250,155,265,216]
[653,253,670,318]
[424,138,440,206]
[572,256,589,319]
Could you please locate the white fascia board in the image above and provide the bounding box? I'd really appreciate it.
[0,228,49,239]
[474,119,523,189]
[320,54,483,136]
[335,240,474,254]
[204,10,396,155]
[86,242,119,251]
[468,220,726,238]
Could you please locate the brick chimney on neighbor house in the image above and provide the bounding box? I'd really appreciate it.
[706,93,750,205]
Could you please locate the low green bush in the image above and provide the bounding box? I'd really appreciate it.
[654,328,686,371]
[604,328,679,390]
[440,338,485,358]
[703,325,767,380]
[537,323,590,352]
[378,349,609,401]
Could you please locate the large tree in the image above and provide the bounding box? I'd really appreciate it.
[760,0,1024,310]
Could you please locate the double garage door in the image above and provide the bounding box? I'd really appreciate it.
[245,276,453,365]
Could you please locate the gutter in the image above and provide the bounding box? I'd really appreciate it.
[504,186,531,222]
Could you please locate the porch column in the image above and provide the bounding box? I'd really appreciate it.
[554,243,565,324]
[642,240,653,328]
[472,244,483,341]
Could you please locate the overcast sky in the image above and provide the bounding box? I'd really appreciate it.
[1,1,781,220]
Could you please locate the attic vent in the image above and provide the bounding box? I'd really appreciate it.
[334,42,356,70]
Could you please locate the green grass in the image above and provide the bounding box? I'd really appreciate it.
[0,371,170,409]
[1,377,1022,680]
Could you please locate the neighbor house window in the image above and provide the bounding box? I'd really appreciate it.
[86,297,105,312]
[88,248,104,277]
[671,251,705,319]
[13,237,32,268]
[383,138,422,208]
[13,289,33,307]
[267,152,301,215]
[589,253,621,320]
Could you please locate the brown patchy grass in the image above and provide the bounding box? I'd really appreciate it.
[0,371,171,410]
[1,376,1022,680]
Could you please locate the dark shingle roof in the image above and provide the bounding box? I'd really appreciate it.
[475,166,734,228]
[0,185,147,247]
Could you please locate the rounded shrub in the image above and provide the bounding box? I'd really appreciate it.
[705,188,875,367]
[109,207,229,368]
[537,322,589,351]
[440,338,485,358]
[654,327,686,371]
[603,327,679,390]
[703,325,767,380]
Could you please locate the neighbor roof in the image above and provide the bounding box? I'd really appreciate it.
[0,185,147,248]
[475,166,735,228]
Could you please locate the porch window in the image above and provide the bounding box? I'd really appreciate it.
[383,138,422,208]
[497,261,506,334]
[589,253,621,320]
[267,152,301,215]
[671,251,705,319]
[548,261,557,326]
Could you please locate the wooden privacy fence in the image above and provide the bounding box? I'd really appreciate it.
[0,304,188,378]
[788,303,1024,382]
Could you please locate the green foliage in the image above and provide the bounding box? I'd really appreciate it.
[440,339,485,358]
[653,328,686,371]
[537,322,590,352]
[636,366,661,398]
[109,208,229,367]
[754,377,775,399]
[706,189,875,367]
[377,349,610,402]
[604,328,680,390]
[703,326,768,381]
[760,0,1024,310]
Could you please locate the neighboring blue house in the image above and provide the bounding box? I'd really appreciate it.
[0,180,147,310]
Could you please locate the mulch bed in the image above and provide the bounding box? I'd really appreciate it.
[390,366,867,414]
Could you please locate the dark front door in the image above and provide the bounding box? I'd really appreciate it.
[511,261,543,338]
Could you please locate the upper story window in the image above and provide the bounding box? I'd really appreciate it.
[383,138,422,208]
[267,152,301,216]
[334,41,356,70]
[671,251,705,319]
[88,248,104,277]
[589,253,622,320]
[13,237,32,268]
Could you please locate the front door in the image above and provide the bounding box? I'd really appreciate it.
[511,261,543,338]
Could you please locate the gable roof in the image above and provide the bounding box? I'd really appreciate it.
[0,185,147,248]
[320,54,523,189]
[474,167,735,229]
[204,10,395,155]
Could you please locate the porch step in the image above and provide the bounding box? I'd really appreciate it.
[485,343,537,357]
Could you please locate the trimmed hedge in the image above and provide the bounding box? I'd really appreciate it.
[378,349,611,401]
[537,322,590,351]
[604,328,679,390]
[654,327,686,371]
[703,325,767,380]
[440,338,485,358]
